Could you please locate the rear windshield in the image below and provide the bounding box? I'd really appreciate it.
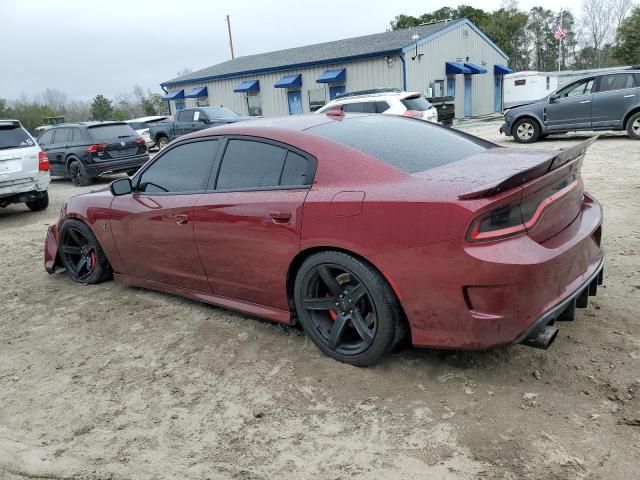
[309,115,491,173]
[0,125,35,150]
[401,95,432,111]
[88,124,137,141]
[200,106,239,118]
[128,122,147,130]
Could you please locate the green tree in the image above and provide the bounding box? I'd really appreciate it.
[90,94,113,121]
[528,7,557,71]
[614,7,640,64]
[481,6,530,71]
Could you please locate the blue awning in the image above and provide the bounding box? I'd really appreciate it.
[464,63,488,74]
[494,64,513,75]
[316,68,346,83]
[446,62,471,75]
[185,86,208,98]
[274,74,302,89]
[234,80,260,93]
[162,89,184,100]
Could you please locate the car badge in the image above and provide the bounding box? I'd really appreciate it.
[120,141,126,146]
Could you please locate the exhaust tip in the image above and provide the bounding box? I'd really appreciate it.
[522,325,559,350]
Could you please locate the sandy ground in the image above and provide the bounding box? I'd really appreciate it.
[1,123,639,480]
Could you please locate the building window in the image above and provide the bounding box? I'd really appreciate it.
[196,97,209,107]
[434,80,445,97]
[247,93,262,116]
[308,88,327,112]
[175,101,186,111]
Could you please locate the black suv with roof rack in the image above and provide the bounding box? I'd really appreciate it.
[37,122,149,186]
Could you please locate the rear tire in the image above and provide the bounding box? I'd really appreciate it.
[294,251,401,367]
[68,160,92,187]
[512,118,541,144]
[26,191,49,211]
[157,136,169,150]
[626,112,640,140]
[58,219,111,284]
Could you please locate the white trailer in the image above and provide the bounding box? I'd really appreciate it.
[504,71,557,107]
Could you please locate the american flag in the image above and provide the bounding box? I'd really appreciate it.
[554,24,567,40]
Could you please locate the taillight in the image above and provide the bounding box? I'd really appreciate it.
[136,137,146,146]
[86,143,108,153]
[466,178,580,242]
[402,110,423,119]
[38,151,50,172]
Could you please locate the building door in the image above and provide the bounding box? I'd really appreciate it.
[329,85,345,100]
[447,77,455,96]
[464,75,472,117]
[287,90,303,115]
[494,76,502,112]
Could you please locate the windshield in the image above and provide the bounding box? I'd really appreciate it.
[0,125,35,150]
[200,106,240,118]
[88,124,137,141]
[309,115,491,174]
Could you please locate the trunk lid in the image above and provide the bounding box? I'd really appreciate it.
[0,122,40,184]
[87,123,145,161]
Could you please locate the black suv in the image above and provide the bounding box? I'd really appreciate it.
[37,122,150,186]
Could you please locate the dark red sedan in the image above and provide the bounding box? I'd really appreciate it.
[45,113,604,366]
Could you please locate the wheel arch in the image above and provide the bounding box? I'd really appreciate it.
[286,246,409,334]
[511,114,543,136]
[622,106,640,129]
[59,215,113,270]
[65,155,81,172]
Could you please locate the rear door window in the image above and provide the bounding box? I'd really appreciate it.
[216,140,286,190]
[401,95,432,111]
[343,102,376,113]
[375,101,390,113]
[280,151,313,186]
[0,125,35,150]
[137,140,220,193]
[88,124,136,142]
[597,74,636,92]
[309,115,491,174]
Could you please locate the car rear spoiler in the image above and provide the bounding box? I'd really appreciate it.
[459,136,598,199]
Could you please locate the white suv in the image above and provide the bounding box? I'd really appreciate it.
[316,89,438,123]
[0,120,50,211]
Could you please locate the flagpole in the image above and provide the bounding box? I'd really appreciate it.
[558,9,563,72]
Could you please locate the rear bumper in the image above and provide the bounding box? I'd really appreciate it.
[0,172,50,198]
[368,193,604,349]
[44,223,60,274]
[85,154,150,177]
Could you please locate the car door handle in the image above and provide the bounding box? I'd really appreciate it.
[166,213,189,225]
[580,100,591,104]
[624,94,635,98]
[270,211,292,223]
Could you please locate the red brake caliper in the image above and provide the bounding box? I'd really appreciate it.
[90,251,97,269]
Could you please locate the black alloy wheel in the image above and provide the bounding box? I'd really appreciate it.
[68,160,91,187]
[294,251,402,366]
[58,219,111,284]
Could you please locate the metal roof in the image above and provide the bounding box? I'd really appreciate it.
[162,19,470,87]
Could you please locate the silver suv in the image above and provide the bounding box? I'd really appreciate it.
[500,68,640,143]
[0,120,50,211]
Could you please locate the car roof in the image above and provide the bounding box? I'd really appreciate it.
[47,121,128,128]
[126,116,166,123]
[331,91,421,103]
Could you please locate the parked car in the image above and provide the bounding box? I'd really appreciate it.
[37,122,149,187]
[0,120,50,211]
[149,107,252,149]
[45,113,603,366]
[126,115,168,149]
[501,68,640,143]
[316,89,439,123]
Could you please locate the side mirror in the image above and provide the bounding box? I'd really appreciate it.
[200,117,210,124]
[548,94,558,103]
[110,177,132,196]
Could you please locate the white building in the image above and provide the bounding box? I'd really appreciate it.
[161,18,512,119]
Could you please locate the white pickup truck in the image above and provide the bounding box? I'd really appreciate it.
[0,120,50,211]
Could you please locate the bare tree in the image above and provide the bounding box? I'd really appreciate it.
[582,0,614,67]
[610,0,634,45]
[175,68,193,78]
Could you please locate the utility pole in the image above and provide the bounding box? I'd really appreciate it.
[226,15,235,59]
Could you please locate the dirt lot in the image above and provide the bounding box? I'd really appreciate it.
[1,123,639,480]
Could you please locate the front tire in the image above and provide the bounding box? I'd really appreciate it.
[512,118,541,143]
[58,219,111,284]
[294,251,401,367]
[68,160,92,187]
[26,191,49,211]
[627,112,640,140]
